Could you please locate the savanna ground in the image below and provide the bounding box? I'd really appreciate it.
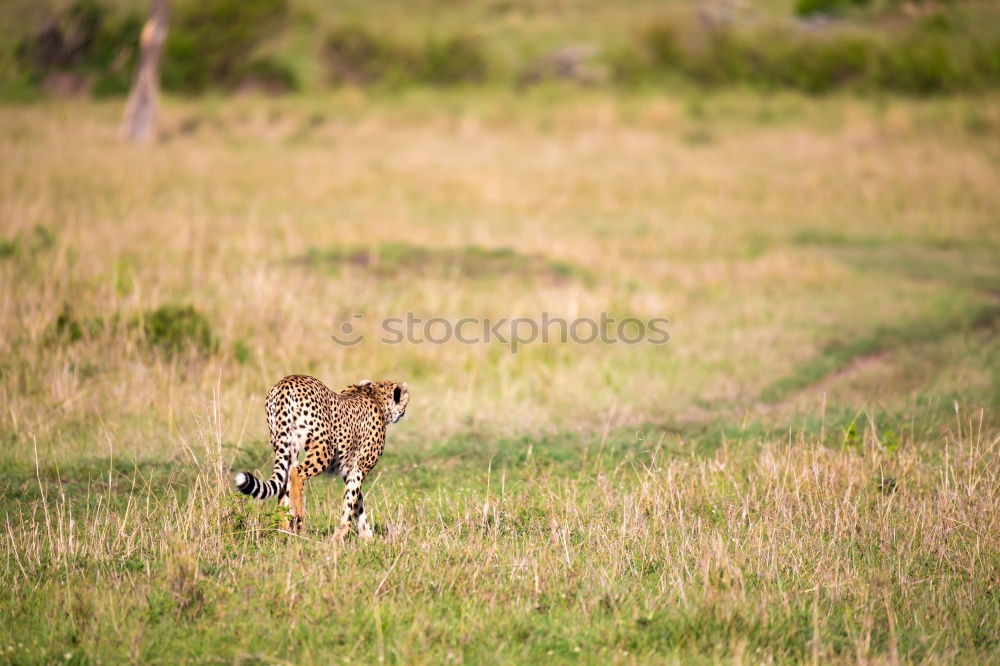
[1,86,999,663]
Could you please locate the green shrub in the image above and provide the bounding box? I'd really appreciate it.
[41,302,216,354]
[622,13,998,95]
[972,39,1000,85]
[741,28,878,93]
[15,0,105,71]
[321,24,401,85]
[644,22,682,67]
[162,0,290,94]
[680,29,749,85]
[233,56,300,93]
[606,21,683,86]
[141,304,216,355]
[44,303,107,346]
[232,339,252,365]
[14,0,140,96]
[50,305,86,344]
[795,0,870,18]
[88,12,143,96]
[419,35,487,85]
[874,27,991,94]
[321,25,487,87]
[606,44,654,86]
[0,225,56,261]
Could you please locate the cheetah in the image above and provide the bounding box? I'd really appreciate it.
[234,375,409,541]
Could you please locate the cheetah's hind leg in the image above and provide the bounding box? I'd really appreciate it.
[283,466,304,534]
[288,443,332,536]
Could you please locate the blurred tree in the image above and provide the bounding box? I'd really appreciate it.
[121,0,168,143]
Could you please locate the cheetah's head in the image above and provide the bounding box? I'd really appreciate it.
[359,379,409,424]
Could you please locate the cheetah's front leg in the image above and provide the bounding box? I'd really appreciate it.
[354,489,374,541]
[331,468,366,542]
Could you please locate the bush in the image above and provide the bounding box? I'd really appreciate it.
[622,13,999,95]
[142,305,216,355]
[321,25,487,87]
[741,28,878,93]
[46,304,95,345]
[44,302,111,347]
[322,24,402,85]
[161,0,290,94]
[419,35,487,85]
[795,0,870,18]
[606,45,652,87]
[41,302,216,354]
[679,28,749,86]
[14,0,141,97]
[0,225,55,261]
[233,56,300,94]
[875,28,988,94]
[16,0,104,70]
[88,11,143,96]
[644,22,682,67]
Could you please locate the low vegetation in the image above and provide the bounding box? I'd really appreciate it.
[3,420,996,662]
[300,243,588,284]
[619,14,1000,94]
[8,0,298,98]
[161,0,296,94]
[322,26,488,87]
[11,0,141,97]
[3,0,1000,98]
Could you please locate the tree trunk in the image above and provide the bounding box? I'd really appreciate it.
[121,0,169,144]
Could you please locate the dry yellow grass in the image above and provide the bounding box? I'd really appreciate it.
[0,89,998,662]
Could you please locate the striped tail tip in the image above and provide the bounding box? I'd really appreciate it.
[234,472,259,497]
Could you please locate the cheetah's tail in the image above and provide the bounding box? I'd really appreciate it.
[234,469,284,500]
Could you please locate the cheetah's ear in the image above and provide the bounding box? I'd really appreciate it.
[402,382,408,390]
[359,379,372,386]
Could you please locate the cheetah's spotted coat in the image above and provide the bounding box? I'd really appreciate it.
[234,375,409,540]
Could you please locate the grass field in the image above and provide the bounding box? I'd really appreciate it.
[1,87,999,663]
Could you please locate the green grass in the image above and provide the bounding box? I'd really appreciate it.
[3,423,996,663]
[300,242,592,284]
[760,301,1000,403]
[0,88,998,662]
